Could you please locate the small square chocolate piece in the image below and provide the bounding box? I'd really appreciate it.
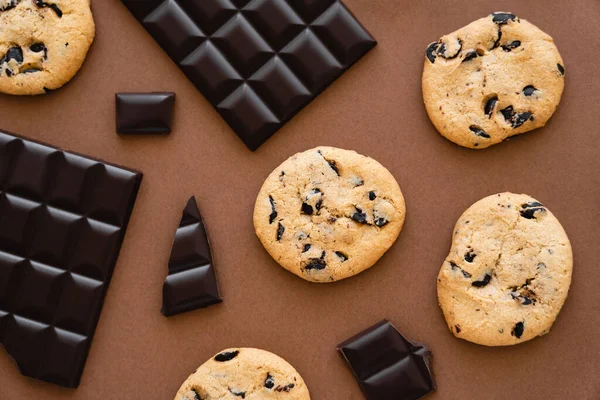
[0,130,142,388]
[162,196,222,316]
[120,0,376,150]
[116,92,175,134]
[337,320,436,400]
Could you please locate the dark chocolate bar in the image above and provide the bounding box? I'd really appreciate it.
[162,196,221,317]
[120,0,376,150]
[0,130,142,387]
[116,92,175,134]
[337,320,436,400]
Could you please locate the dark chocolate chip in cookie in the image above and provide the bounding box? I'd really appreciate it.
[0,0,19,11]
[511,321,525,338]
[522,85,537,96]
[4,46,23,64]
[335,251,348,262]
[214,350,239,362]
[557,63,565,75]
[22,68,41,73]
[472,273,492,287]
[265,373,275,389]
[275,384,295,392]
[230,390,246,398]
[520,202,546,219]
[426,42,440,63]
[351,207,368,224]
[374,217,388,227]
[462,50,481,63]
[491,27,502,49]
[500,106,534,128]
[491,12,517,24]
[484,96,498,118]
[318,150,340,176]
[501,40,521,52]
[304,257,326,271]
[268,196,277,224]
[368,191,376,201]
[191,389,201,400]
[276,222,285,241]
[302,244,311,253]
[464,250,476,263]
[301,203,314,216]
[438,38,462,59]
[35,0,62,17]
[30,43,46,53]
[469,125,490,139]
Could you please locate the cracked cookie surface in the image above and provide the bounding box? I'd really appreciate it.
[437,193,573,346]
[174,348,310,400]
[253,146,405,283]
[422,12,565,149]
[0,0,95,95]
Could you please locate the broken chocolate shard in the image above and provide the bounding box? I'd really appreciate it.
[215,350,239,362]
[162,196,222,317]
[337,320,436,400]
[121,0,376,151]
[0,130,142,388]
[116,92,175,134]
[472,273,492,287]
[469,125,490,139]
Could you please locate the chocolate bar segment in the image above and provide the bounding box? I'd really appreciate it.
[120,0,376,150]
[116,92,175,134]
[162,196,222,317]
[337,320,436,400]
[0,130,142,388]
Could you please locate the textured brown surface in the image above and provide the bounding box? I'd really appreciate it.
[0,0,599,398]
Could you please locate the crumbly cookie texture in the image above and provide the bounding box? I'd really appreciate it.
[0,0,95,95]
[174,348,311,400]
[253,146,405,283]
[437,193,573,346]
[422,12,565,149]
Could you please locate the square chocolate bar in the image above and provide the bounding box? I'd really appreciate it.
[121,0,376,150]
[0,131,142,387]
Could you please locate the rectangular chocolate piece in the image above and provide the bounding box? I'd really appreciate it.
[0,130,142,388]
[337,320,436,400]
[162,196,222,316]
[116,92,175,134]
[120,0,376,150]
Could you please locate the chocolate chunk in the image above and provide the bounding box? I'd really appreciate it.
[520,202,546,219]
[469,125,490,139]
[426,42,439,63]
[337,320,436,400]
[0,130,142,388]
[449,261,472,278]
[455,325,461,333]
[368,191,376,201]
[265,373,275,389]
[302,244,311,253]
[500,106,533,128]
[557,63,565,75]
[3,46,23,64]
[22,68,41,73]
[301,202,314,215]
[121,0,376,151]
[214,350,239,362]
[276,222,285,241]
[315,199,323,212]
[335,251,348,262]
[30,43,46,53]
[484,96,498,118]
[35,0,62,17]
[464,250,476,263]
[500,105,515,121]
[268,196,277,224]
[116,92,175,134]
[304,257,326,271]
[230,390,246,398]
[351,207,368,224]
[512,322,525,338]
[191,389,201,400]
[162,196,222,317]
[492,27,502,49]
[0,0,19,11]
[275,384,295,392]
[472,273,492,287]
[438,38,462,59]
[374,217,388,227]
[501,40,521,51]
[523,85,537,96]
[492,12,517,24]
[462,50,480,62]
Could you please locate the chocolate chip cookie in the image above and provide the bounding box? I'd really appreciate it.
[254,147,405,283]
[422,12,565,148]
[437,193,573,346]
[174,348,311,400]
[0,0,95,95]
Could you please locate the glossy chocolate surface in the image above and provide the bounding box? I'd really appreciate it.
[0,130,142,387]
[162,196,221,317]
[338,320,436,400]
[120,0,376,150]
[116,92,175,134]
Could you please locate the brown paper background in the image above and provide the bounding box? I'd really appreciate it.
[1,0,599,398]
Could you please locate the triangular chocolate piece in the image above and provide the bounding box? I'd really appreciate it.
[162,196,222,317]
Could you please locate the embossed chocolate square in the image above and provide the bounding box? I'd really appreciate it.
[120,0,376,150]
[116,92,175,134]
